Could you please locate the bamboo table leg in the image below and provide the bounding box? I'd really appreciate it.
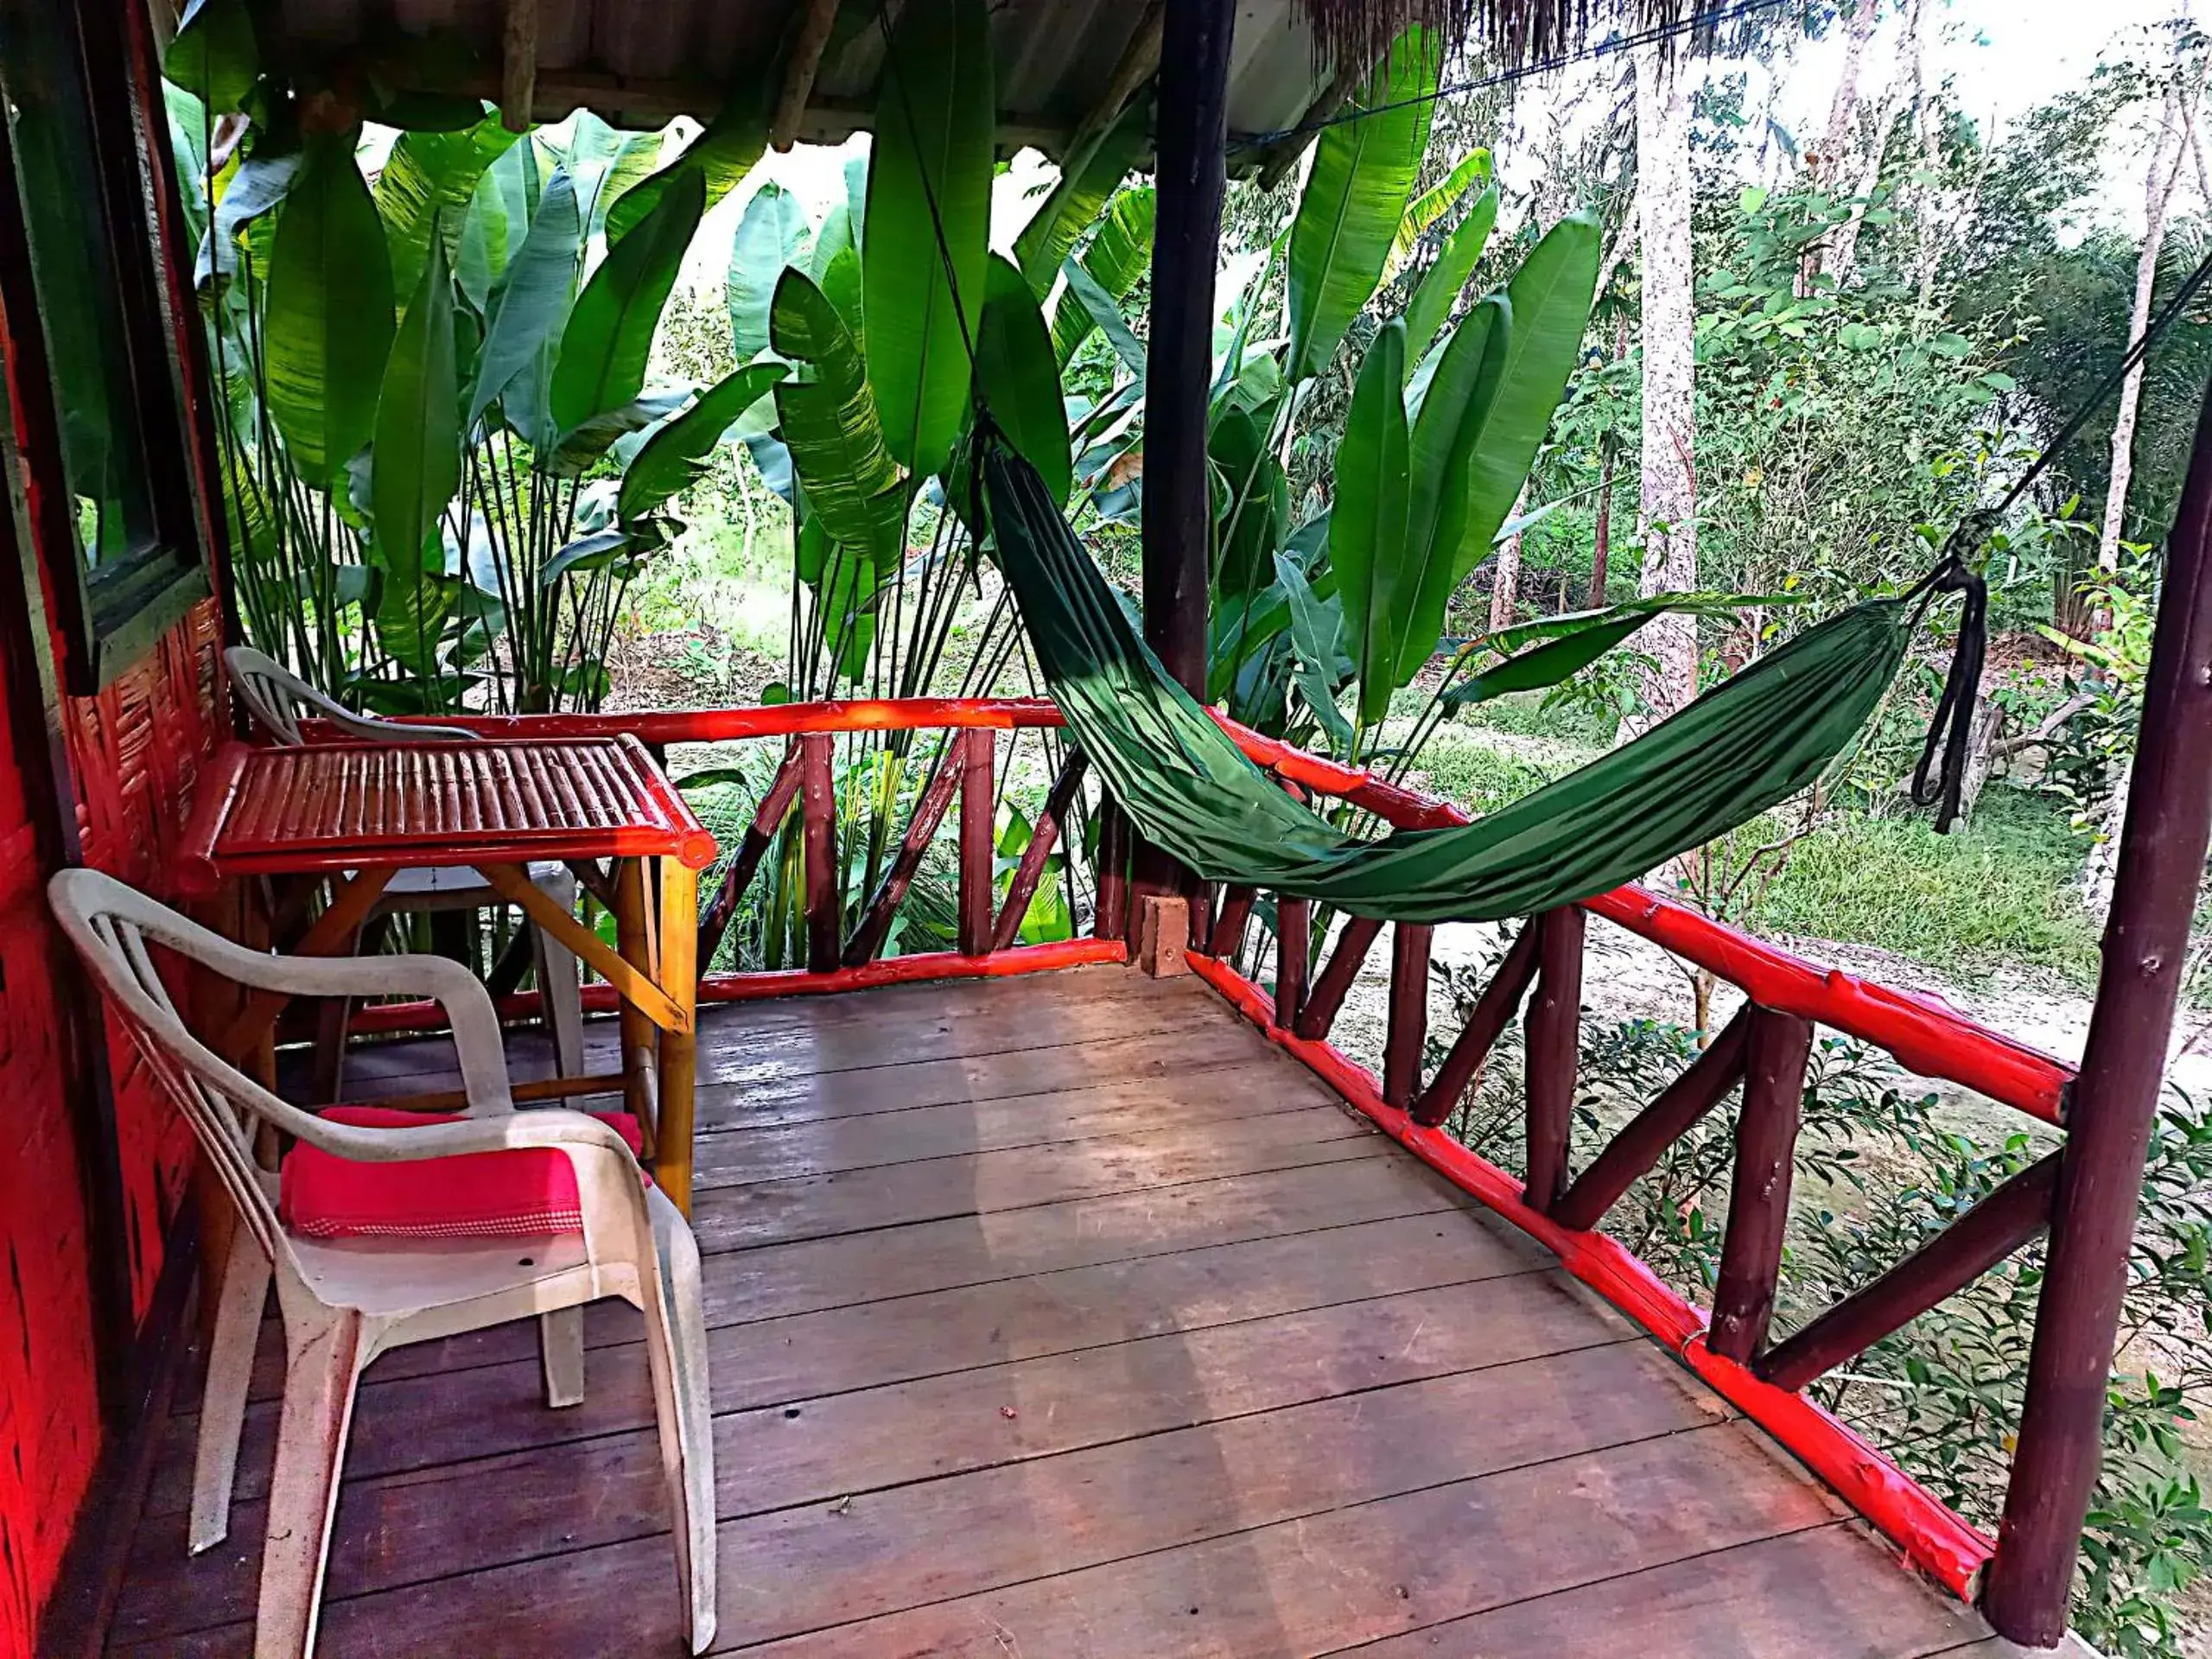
[655,857,701,1216]
[612,857,659,1154]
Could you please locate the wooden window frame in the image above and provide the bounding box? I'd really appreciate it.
[0,0,210,694]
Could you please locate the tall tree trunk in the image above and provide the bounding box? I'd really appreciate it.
[1828,0,1924,288]
[1800,0,1882,296]
[1635,43,1698,718]
[2097,85,2190,588]
[1587,316,1630,607]
[1490,487,1525,632]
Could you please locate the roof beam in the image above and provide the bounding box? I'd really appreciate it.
[499,0,537,134]
[770,0,838,153]
[1060,0,1163,167]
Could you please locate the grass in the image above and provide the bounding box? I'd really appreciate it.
[1738,785,2102,985]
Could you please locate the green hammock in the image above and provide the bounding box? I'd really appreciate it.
[977,433,1916,925]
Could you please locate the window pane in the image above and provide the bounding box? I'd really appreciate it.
[0,0,158,569]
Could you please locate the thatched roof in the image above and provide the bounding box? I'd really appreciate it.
[225,0,1730,159]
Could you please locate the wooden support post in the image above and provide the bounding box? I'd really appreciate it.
[1382,923,1433,1109]
[957,728,994,956]
[1707,1006,1814,1363]
[768,0,837,151]
[1133,0,1230,911]
[1094,797,1129,942]
[1410,918,1539,1128]
[1207,886,1256,957]
[1758,1152,2060,1392]
[845,735,963,965]
[992,751,1089,951]
[1188,882,1216,957]
[1550,1005,1753,1231]
[1273,895,1309,1030]
[612,857,656,1133]
[1522,906,1585,1212]
[698,741,803,969]
[654,859,699,1215]
[1986,384,2212,1646]
[1135,893,1190,977]
[799,732,839,974]
[499,0,538,131]
[1294,914,1382,1041]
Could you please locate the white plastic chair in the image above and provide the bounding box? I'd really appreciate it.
[49,869,716,1657]
[223,647,585,1090]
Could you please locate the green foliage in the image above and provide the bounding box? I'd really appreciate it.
[862,0,993,478]
[263,133,394,487]
[371,233,461,588]
[973,254,1072,505]
[550,168,704,435]
[375,117,520,302]
[1287,28,1440,380]
[1332,319,1412,724]
[769,268,905,566]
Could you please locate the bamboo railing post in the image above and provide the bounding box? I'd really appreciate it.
[1411,918,1540,1128]
[1986,385,2212,1646]
[1550,1006,1752,1232]
[1522,906,1585,1211]
[1707,1006,1814,1363]
[992,751,1088,951]
[842,735,963,966]
[1758,1152,2061,1392]
[957,728,994,956]
[1094,797,1129,942]
[1207,886,1256,957]
[799,732,838,973]
[1188,881,1215,957]
[1382,923,1433,1109]
[698,741,804,968]
[1294,914,1382,1041]
[1273,895,1309,1029]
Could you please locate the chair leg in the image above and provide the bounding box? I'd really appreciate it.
[255,1306,365,1659]
[645,1194,716,1654]
[189,1226,273,1554]
[538,1306,586,1408]
[533,922,586,1079]
[308,922,365,1103]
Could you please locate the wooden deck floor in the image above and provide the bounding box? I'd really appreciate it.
[110,964,2024,1657]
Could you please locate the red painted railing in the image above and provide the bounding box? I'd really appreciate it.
[325,695,2082,1607]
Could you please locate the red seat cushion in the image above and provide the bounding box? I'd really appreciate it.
[281,1106,646,1241]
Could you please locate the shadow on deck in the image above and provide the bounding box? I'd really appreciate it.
[111,966,2023,1656]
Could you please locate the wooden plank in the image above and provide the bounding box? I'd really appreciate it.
[118,1280,1627,1644]
[146,1416,1845,1659]
[687,1104,1377,1247]
[688,1059,1326,1185]
[1337,1523,1989,1657]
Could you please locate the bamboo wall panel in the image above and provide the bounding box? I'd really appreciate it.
[59,599,225,1320]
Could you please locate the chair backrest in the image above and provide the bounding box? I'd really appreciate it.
[224,646,479,747]
[48,868,316,1268]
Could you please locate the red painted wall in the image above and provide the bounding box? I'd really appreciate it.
[0,655,102,1658]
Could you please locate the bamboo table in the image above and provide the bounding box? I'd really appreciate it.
[176,734,720,1211]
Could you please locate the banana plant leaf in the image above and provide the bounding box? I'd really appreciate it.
[618,361,788,524]
[196,148,298,289]
[606,80,767,244]
[980,433,1914,925]
[372,233,461,587]
[972,255,1071,505]
[1210,404,1288,597]
[1438,594,1790,709]
[166,0,256,113]
[771,268,905,566]
[1286,28,1439,382]
[727,182,813,363]
[549,167,702,435]
[1279,552,1356,756]
[1394,295,1507,688]
[1051,187,1154,367]
[1331,319,1411,725]
[1391,149,1491,276]
[468,168,581,435]
[263,133,395,488]
[455,138,541,308]
[1013,99,1149,298]
[1059,258,1147,378]
[1402,184,1497,369]
[864,0,992,480]
[375,116,520,302]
